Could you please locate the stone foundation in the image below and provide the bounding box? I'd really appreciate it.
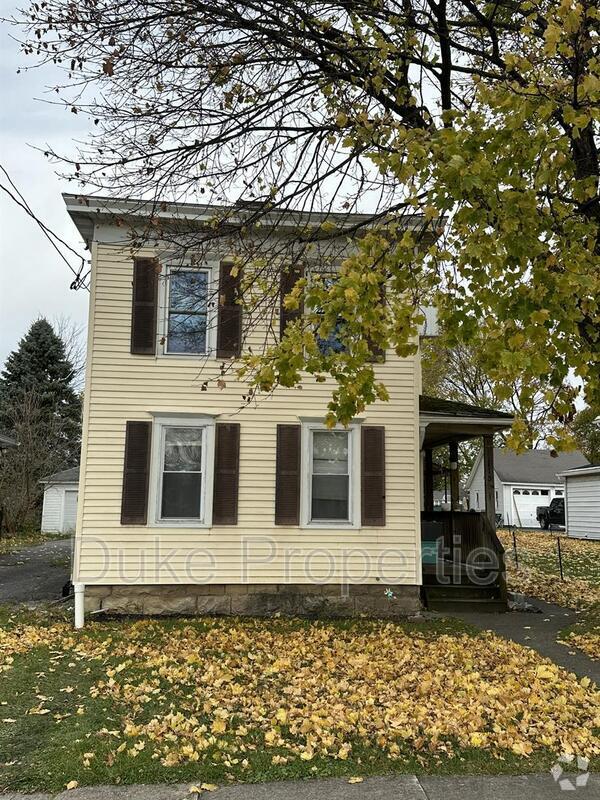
[84,583,421,618]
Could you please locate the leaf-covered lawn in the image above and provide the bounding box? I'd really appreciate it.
[498,529,600,610]
[559,608,600,663]
[0,530,68,556]
[0,607,599,792]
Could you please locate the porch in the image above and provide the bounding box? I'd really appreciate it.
[419,396,514,611]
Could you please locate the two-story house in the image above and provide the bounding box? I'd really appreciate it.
[64,194,513,625]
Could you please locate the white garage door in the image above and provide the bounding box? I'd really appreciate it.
[511,489,549,528]
[63,490,78,533]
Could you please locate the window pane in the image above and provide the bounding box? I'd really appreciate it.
[161,472,202,518]
[311,475,349,520]
[170,271,208,313]
[314,276,346,354]
[164,427,203,471]
[317,320,346,355]
[312,431,348,474]
[167,312,207,353]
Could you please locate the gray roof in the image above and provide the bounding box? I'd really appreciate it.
[493,449,589,485]
[419,395,513,420]
[41,466,80,485]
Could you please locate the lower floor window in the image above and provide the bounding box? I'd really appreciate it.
[302,424,358,526]
[159,425,204,520]
[311,430,350,521]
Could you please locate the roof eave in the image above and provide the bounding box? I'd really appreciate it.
[557,466,600,478]
[62,193,431,247]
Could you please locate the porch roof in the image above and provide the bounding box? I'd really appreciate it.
[419,395,513,448]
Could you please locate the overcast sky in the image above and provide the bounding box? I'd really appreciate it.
[0,1,89,368]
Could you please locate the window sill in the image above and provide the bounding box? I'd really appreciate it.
[300,522,361,531]
[161,351,214,358]
[148,520,212,528]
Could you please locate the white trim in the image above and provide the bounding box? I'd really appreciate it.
[557,466,600,478]
[147,415,215,527]
[300,422,361,530]
[63,193,429,236]
[158,262,218,358]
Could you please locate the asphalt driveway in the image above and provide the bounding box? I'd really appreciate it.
[0,537,72,603]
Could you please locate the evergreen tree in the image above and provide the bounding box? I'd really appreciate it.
[0,318,81,468]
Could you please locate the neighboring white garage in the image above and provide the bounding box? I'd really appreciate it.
[40,466,80,534]
[466,448,589,527]
[558,464,600,540]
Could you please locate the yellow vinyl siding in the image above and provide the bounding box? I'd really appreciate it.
[74,243,421,585]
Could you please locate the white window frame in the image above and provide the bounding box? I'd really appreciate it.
[148,415,215,527]
[158,262,218,357]
[300,421,361,529]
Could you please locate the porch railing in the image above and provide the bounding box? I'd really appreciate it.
[421,511,508,600]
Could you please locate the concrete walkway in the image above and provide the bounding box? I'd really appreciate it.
[2,774,599,800]
[0,537,71,603]
[434,597,600,683]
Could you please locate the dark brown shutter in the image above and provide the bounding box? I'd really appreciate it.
[121,421,152,524]
[216,261,242,358]
[131,257,159,355]
[361,426,386,526]
[275,424,301,525]
[280,264,304,338]
[212,423,241,525]
[366,282,386,363]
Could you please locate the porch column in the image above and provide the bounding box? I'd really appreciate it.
[483,434,496,526]
[449,441,460,510]
[424,448,434,513]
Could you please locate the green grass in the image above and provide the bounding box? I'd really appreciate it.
[0,606,597,792]
[0,644,565,791]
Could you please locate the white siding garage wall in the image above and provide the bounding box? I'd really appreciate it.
[41,486,63,533]
[562,467,600,540]
[63,490,79,532]
[41,483,79,534]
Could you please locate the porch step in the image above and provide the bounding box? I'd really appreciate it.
[425,596,508,613]
[422,571,499,588]
[422,582,508,613]
[424,584,502,601]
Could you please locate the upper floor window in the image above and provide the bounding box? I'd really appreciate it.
[162,266,215,355]
[313,275,347,356]
[166,269,209,354]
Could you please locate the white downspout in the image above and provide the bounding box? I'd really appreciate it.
[74,583,85,629]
